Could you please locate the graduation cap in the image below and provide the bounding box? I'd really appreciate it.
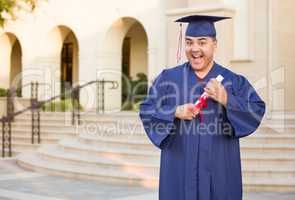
[175,15,231,37]
[175,15,231,63]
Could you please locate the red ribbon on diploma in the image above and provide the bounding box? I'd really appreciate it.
[193,75,224,123]
[193,94,208,123]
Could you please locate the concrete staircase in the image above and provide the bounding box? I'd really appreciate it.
[240,112,295,192]
[10,111,295,192]
[0,112,78,155]
[17,112,159,188]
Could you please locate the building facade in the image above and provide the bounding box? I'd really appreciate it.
[0,0,294,114]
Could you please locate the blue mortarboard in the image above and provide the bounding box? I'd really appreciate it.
[175,15,231,37]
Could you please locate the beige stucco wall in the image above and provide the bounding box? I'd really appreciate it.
[0,0,294,113]
[165,0,187,10]
[228,0,269,111]
[271,0,295,112]
[0,0,167,112]
[188,0,222,5]
[229,0,295,112]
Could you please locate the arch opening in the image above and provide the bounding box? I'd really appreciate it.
[0,32,23,96]
[102,17,149,111]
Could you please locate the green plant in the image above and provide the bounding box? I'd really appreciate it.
[132,73,147,102]
[0,0,41,27]
[0,88,7,97]
[132,100,142,112]
[121,72,147,111]
[16,88,22,97]
[42,98,83,112]
[121,100,133,111]
[0,87,22,97]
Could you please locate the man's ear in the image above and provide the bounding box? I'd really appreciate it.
[213,38,218,49]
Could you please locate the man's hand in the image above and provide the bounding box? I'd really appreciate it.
[204,78,228,107]
[175,103,200,120]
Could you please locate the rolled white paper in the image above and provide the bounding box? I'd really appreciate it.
[194,75,224,106]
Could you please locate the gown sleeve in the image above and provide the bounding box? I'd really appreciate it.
[225,74,266,138]
[139,70,177,149]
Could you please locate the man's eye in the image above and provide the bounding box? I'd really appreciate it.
[186,41,193,46]
[199,41,206,46]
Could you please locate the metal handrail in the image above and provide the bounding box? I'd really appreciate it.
[1,80,118,121]
[1,79,118,157]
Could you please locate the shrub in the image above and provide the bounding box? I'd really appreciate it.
[0,88,7,97]
[42,98,83,112]
[121,72,147,111]
[132,100,142,112]
[0,87,22,97]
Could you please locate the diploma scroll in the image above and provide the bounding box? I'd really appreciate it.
[193,75,224,112]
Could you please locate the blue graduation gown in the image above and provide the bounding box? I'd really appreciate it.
[139,62,265,200]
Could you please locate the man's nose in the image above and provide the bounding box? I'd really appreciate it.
[191,44,201,52]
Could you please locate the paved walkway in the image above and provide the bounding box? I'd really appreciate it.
[1,158,295,200]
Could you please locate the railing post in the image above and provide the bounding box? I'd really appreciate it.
[96,80,104,114]
[96,80,118,114]
[6,87,15,121]
[76,87,81,125]
[96,81,100,114]
[31,82,40,144]
[2,118,12,157]
[102,79,105,113]
[72,86,80,125]
[1,87,16,157]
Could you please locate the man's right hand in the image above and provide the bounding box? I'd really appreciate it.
[174,103,200,120]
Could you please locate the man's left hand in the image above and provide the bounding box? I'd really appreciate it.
[204,78,228,107]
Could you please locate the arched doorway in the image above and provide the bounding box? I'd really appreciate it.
[47,26,79,98]
[60,31,79,99]
[0,33,22,95]
[121,22,148,110]
[10,38,22,93]
[102,17,148,111]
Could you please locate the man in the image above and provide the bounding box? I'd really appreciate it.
[139,15,265,200]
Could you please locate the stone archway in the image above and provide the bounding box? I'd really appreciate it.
[121,21,148,109]
[0,32,22,93]
[101,17,149,111]
[46,25,79,97]
[60,29,79,99]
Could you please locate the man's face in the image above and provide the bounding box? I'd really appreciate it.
[185,36,217,72]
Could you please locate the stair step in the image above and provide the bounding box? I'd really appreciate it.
[79,133,150,143]
[13,118,73,124]
[38,144,159,173]
[7,111,295,193]
[240,143,295,154]
[59,139,160,160]
[242,162,295,179]
[17,152,158,188]
[241,134,295,144]
[0,136,58,144]
[241,151,295,160]
[16,151,295,192]
[6,129,77,138]
[78,134,154,151]
[6,123,76,131]
[243,177,295,192]
[8,143,41,152]
[259,124,295,134]
[243,169,295,179]
[9,121,76,127]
